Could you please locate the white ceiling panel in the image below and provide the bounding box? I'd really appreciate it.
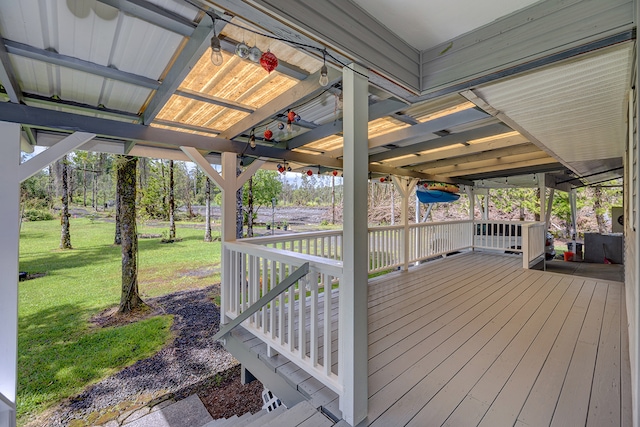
[473,42,633,173]
[352,0,541,51]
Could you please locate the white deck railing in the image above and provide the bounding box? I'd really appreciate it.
[222,241,343,396]
[242,230,343,261]
[522,222,546,269]
[239,220,546,274]
[221,219,546,422]
[409,220,474,263]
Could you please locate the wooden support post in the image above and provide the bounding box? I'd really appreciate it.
[0,122,19,421]
[339,63,369,426]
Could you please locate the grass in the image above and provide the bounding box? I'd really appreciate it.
[18,217,223,424]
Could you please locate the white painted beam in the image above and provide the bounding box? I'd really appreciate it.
[0,122,20,416]
[339,63,369,426]
[237,159,266,190]
[393,176,417,270]
[181,146,225,190]
[19,132,96,182]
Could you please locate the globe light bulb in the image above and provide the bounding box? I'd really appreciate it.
[235,42,250,59]
[319,64,329,87]
[210,36,223,66]
[248,46,262,63]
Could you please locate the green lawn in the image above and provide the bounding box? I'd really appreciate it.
[18,217,222,424]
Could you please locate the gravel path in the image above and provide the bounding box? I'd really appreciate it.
[46,286,239,426]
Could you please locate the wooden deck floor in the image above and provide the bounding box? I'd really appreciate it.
[232,251,632,426]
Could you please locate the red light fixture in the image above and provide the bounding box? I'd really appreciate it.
[264,129,273,141]
[306,170,313,176]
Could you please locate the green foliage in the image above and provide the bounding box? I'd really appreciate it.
[18,218,222,423]
[22,209,54,221]
[242,170,282,212]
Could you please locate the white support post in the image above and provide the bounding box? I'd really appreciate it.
[545,188,555,227]
[538,173,546,223]
[0,122,20,423]
[569,188,578,241]
[339,63,369,426]
[393,177,417,270]
[183,147,242,325]
[467,186,475,220]
[484,191,490,220]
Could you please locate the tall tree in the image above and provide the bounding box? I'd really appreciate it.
[118,156,144,313]
[168,160,176,239]
[60,155,72,249]
[247,176,254,237]
[114,183,121,245]
[242,170,283,236]
[204,177,213,242]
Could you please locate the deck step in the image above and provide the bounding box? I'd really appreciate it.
[232,409,268,427]
[239,405,285,427]
[259,401,333,427]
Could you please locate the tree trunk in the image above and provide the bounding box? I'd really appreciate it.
[594,186,606,234]
[204,177,212,242]
[114,183,122,245]
[169,160,176,239]
[83,160,87,207]
[236,167,243,239]
[59,155,72,249]
[247,176,254,237]
[118,156,144,313]
[534,188,541,221]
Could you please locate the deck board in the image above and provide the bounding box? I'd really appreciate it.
[232,252,630,426]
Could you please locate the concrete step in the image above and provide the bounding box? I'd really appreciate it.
[203,414,239,427]
[123,394,213,427]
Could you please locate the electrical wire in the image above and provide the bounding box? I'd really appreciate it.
[182,0,371,80]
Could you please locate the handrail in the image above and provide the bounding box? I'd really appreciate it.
[213,262,310,341]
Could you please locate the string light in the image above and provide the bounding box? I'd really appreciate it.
[319,50,329,87]
[210,34,223,66]
[182,0,373,83]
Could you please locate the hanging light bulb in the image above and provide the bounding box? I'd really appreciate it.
[319,50,329,86]
[319,64,329,87]
[210,35,223,66]
[235,41,249,58]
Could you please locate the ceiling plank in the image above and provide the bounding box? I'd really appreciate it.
[287,98,407,150]
[385,134,530,168]
[369,122,510,163]
[368,163,472,186]
[218,67,341,140]
[4,39,159,90]
[142,16,219,124]
[367,108,489,151]
[408,143,541,171]
[0,36,22,103]
[96,0,196,36]
[419,151,555,176]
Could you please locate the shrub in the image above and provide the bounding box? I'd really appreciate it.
[23,209,54,221]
